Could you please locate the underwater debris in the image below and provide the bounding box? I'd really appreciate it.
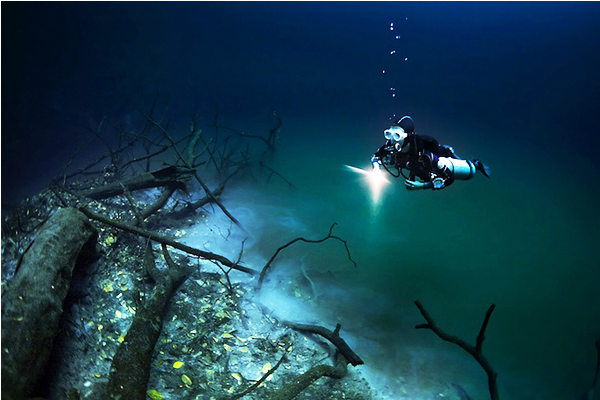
[0,106,375,400]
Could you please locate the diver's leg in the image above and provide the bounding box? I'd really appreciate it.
[441,145,460,159]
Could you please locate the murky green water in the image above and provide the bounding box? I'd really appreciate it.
[227,118,600,400]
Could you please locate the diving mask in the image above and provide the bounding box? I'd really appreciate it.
[384,126,407,143]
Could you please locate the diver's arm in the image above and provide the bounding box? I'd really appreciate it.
[404,179,434,191]
[404,175,453,191]
[372,141,395,169]
[372,142,391,160]
[371,154,382,169]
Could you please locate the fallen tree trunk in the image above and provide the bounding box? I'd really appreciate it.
[80,165,192,200]
[1,207,97,400]
[106,244,192,399]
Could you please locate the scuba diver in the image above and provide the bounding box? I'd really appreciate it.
[371,115,491,190]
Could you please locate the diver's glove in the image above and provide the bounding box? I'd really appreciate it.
[404,179,434,191]
[371,155,382,170]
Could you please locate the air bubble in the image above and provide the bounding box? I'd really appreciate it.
[395,35,401,40]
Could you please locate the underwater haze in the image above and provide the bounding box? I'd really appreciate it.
[3,2,600,399]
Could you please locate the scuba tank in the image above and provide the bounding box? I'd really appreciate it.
[437,157,477,181]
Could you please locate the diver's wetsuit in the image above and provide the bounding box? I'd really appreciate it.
[408,134,456,158]
[372,115,490,190]
[374,133,458,185]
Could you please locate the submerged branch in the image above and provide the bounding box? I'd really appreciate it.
[282,322,363,367]
[79,165,192,200]
[256,223,356,290]
[229,341,293,400]
[79,206,257,275]
[268,352,347,400]
[268,322,358,400]
[260,161,295,189]
[142,111,243,228]
[415,300,499,400]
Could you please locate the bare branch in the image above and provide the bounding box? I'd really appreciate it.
[414,300,499,400]
[256,223,356,290]
[282,322,363,366]
[142,111,243,228]
[260,161,295,189]
[268,349,348,400]
[79,206,257,275]
[476,304,496,353]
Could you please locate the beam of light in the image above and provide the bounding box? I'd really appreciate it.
[345,164,390,205]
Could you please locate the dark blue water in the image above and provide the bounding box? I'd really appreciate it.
[3,2,600,399]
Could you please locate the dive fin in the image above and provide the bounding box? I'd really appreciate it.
[474,160,491,179]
